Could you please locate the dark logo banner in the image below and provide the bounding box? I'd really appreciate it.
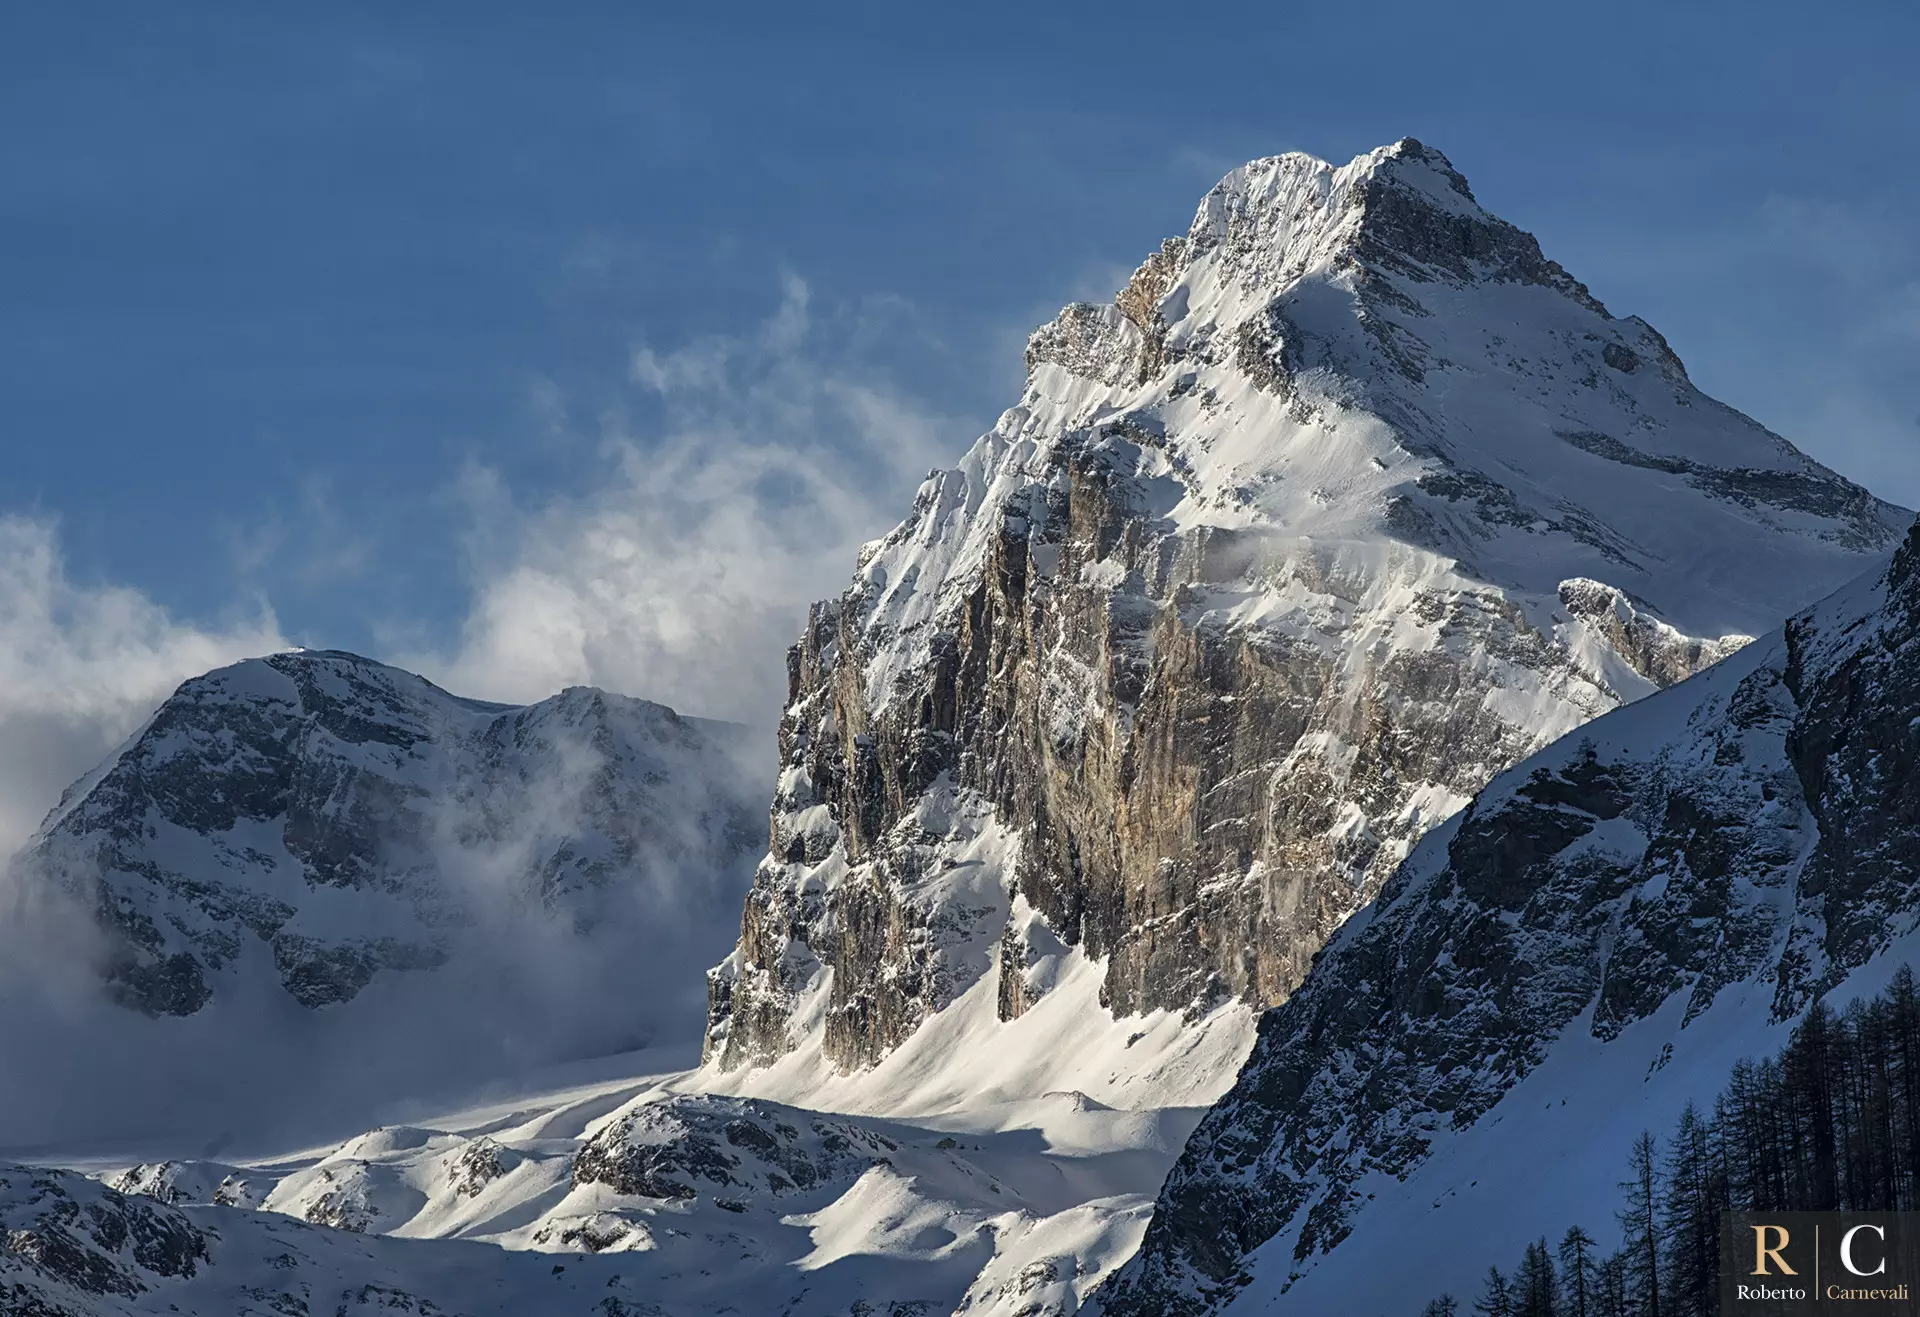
[1722,1212,1920,1313]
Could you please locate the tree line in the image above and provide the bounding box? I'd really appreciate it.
[1417,965,1920,1317]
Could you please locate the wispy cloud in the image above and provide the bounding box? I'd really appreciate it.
[0,515,286,857]
[406,274,968,725]
[225,472,380,590]
[1758,193,1913,287]
[1749,193,1920,507]
[0,275,968,860]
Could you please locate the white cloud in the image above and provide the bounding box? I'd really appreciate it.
[225,472,379,590]
[0,515,286,856]
[410,275,968,726]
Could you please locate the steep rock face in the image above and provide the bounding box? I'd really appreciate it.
[704,139,1907,1075]
[10,649,761,1017]
[1096,520,1920,1315]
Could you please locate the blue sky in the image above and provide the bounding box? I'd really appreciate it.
[0,0,1915,832]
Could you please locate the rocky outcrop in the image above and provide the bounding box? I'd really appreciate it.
[0,1164,207,1310]
[1557,576,1752,688]
[107,1161,259,1210]
[704,139,1907,1077]
[445,1137,508,1199]
[11,649,761,1017]
[571,1095,896,1209]
[1096,521,1920,1315]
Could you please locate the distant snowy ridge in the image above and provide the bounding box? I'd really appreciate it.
[10,648,759,1017]
[1096,517,1920,1314]
[0,1157,711,1317]
[705,137,1906,1086]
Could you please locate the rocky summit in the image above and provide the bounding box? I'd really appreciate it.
[9,648,762,1018]
[702,139,1908,1077]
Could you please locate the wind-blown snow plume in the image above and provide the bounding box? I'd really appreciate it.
[0,515,285,860]
[420,276,966,726]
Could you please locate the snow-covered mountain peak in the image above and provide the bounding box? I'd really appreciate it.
[1190,137,1517,285]
[22,645,765,1011]
[1028,138,1600,401]
[707,140,1906,1085]
[1015,140,1901,639]
[3,649,766,1147]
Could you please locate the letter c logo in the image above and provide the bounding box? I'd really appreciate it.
[1842,1224,1887,1277]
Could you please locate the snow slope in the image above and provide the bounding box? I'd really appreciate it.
[1,1157,719,1317]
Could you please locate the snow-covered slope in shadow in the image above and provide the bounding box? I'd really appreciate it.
[1099,519,1920,1314]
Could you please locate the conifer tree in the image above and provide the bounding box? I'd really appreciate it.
[1594,1252,1631,1317]
[1618,1130,1662,1317]
[1558,1225,1597,1317]
[1515,1238,1558,1317]
[1661,1104,1718,1317]
[1891,966,1920,1204]
[1474,1265,1514,1317]
[1447,975,1920,1317]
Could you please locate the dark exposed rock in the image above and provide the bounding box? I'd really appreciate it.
[1781,520,1920,1002]
[1602,341,1639,372]
[1116,238,1190,383]
[444,1138,507,1200]
[106,950,213,1018]
[334,1285,445,1314]
[1023,302,1141,387]
[272,935,450,1009]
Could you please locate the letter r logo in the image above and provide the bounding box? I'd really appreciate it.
[1752,1225,1796,1276]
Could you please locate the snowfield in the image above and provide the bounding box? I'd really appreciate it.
[13,941,1253,1316]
